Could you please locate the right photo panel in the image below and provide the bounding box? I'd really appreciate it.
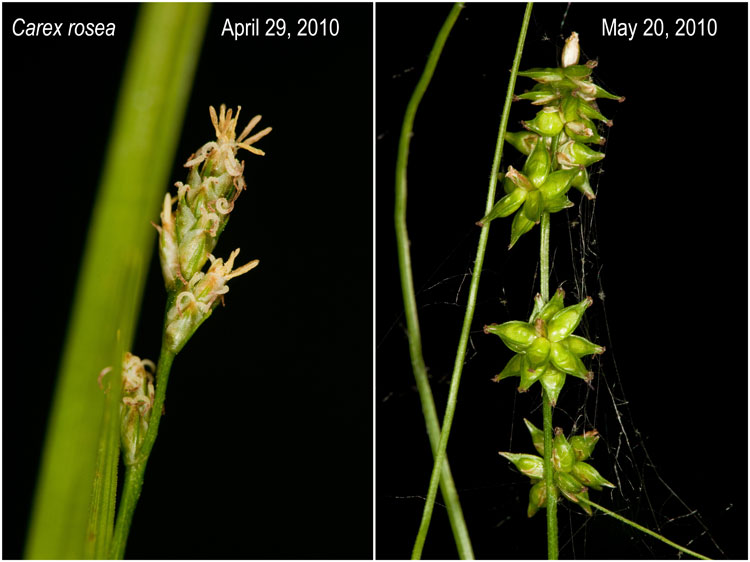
[377,3,747,559]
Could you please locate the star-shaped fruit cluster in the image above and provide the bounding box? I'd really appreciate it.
[499,419,614,517]
[484,288,604,405]
[478,32,623,248]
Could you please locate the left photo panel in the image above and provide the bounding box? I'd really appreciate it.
[3,3,373,559]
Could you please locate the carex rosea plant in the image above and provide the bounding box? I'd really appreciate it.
[108,105,271,558]
[478,32,708,560]
[476,31,620,558]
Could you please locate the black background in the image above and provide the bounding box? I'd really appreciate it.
[377,3,747,560]
[4,3,372,559]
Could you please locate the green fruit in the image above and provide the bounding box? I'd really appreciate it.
[526,335,551,368]
[523,135,551,187]
[564,335,605,357]
[518,67,565,83]
[485,321,537,352]
[547,297,592,342]
[558,140,605,167]
[517,85,561,105]
[479,188,527,225]
[570,430,600,461]
[519,355,545,391]
[499,452,544,479]
[493,353,522,382]
[537,288,566,324]
[541,367,566,406]
[524,418,545,456]
[523,107,564,137]
[550,341,592,380]
[509,211,535,249]
[555,470,585,495]
[522,190,543,223]
[552,428,576,473]
[528,481,547,518]
[539,169,578,200]
[570,168,596,200]
[571,461,615,491]
[504,131,539,155]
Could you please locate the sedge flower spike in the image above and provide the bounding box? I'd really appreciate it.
[156,104,269,353]
[499,420,614,517]
[157,104,270,290]
[119,353,156,465]
[484,288,604,405]
[479,32,623,248]
[165,249,259,354]
[101,107,270,557]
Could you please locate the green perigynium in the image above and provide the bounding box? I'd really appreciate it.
[484,288,604,405]
[499,419,614,517]
[119,353,155,466]
[478,32,623,248]
[157,105,270,353]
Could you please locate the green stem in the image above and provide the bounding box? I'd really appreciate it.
[540,180,557,560]
[540,134,557,561]
[108,467,143,560]
[540,213,551,302]
[539,213,556,560]
[411,4,533,559]
[577,497,711,560]
[394,3,474,559]
[109,335,176,559]
[542,386,558,559]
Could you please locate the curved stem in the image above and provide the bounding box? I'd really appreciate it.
[411,4,534,558]
[395,4,474,559]
[109,337,176,559]
[577,497,711,560]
